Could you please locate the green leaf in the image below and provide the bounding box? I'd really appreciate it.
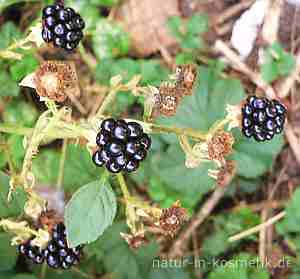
[261,60,279,83]
[94,222,159,279]
[208,253,269,279]
[92,19,130,60]
[0,171,26,218]
[3,100,38,127]
[0,22,21,49]
[65,177,117,247]
[181,35,202,49]
[9,54,39,81]
[0,71,19,97]
[277,187,300,233]
[11,275,37,279]
[167,16,183,41]
[0,233,18,271]
[32,144,103,191]
[261,43,295,83]
[186,14,208,35]
[90,0,119,6]
[149,268,191,279]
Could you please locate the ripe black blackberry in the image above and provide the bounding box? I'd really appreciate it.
[42,3,85,51]
[92,119,151,173]
[241,96,287,142]
[18,222,83,269]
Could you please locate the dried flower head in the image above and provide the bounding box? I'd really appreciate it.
[159,201,188,237]
[20,61,79,103]
[120,232,148,249]
[174,64,197,96]
[207,131,234,164]
[157,83,183,116]
[226,104,243,130]
[38,210,63,233]
[24,192,47,220]
[208,160,236,187]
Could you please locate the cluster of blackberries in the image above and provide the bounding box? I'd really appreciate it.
[241,96,287,142]
[18,223,83,269]
[92,119,151,173]
[42,4,85,51]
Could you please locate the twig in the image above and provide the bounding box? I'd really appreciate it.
[65,90,88,116]
[95,87,118,118]
[261,0,283,45]
[192,231,202,279]
[259,208,268,264]
[229,211,286,242]
[215,0,255,25]
[168,185,228,258]
[284,121,300,165]
[214,40,277,99]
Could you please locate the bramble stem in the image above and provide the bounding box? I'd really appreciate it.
[0,124,32,136]
[117,173,130,202]
[96,87,119,118]
[149,123,208,141]
[56,139,68,190]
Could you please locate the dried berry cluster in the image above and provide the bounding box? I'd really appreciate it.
[92,119,151,173]
[154,64,198,116]
[42,4,85,51]
[241,96,287,142]
[18,223,83,269]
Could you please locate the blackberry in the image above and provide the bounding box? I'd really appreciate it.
[42,4,85,51]
[18,222,83,269]
[92,119,151,173]
[241,96,287,142]
[18,241,45,265]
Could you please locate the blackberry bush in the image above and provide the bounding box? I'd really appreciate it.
[42,3,85,51]
[241,96,287,142]
[93,119,151,173]
[18,223,83,269]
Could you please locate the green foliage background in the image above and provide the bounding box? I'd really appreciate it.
[0,1,298,279]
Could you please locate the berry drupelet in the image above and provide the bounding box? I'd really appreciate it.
[42,4,85,51]
[241,96,287,142]
[93,119,152,173]
[18,222,83,269]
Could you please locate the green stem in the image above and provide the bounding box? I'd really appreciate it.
[56,139,68,190]
[40,262,47,279]
[96,87,118,118]
[0,124,32,136]
[117,173,130,202]
[150,123,208,141]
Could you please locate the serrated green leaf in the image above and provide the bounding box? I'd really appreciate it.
[11,275,37,279]
[94,222,159,279]
[65,177,117,247]
[167,16,183,41]
[90,0,119,6]
[32,144,103,191]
